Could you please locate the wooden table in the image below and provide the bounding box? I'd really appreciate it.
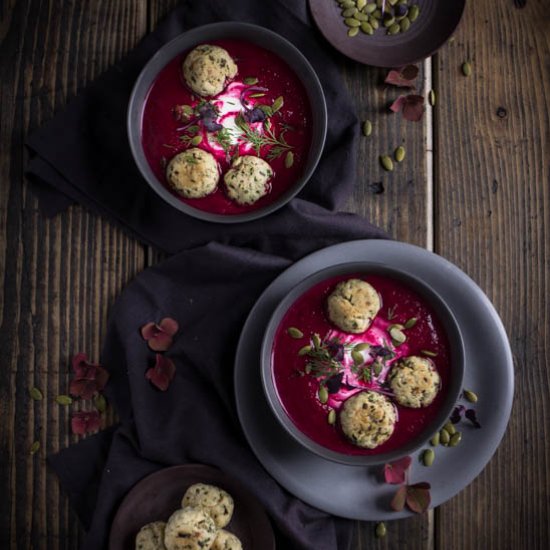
[1,1,548,548]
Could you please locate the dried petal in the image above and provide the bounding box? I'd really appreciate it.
[140,322,158,340]
[450,404,466,423]
[243,107,267,124]
[389,95,406,113]
[69,353,109,398]
[145,354,176,391]
[148,332,174,352]
[385,65,419,88]
[141,319,178,351]
[69,379,98,400]
[465,408,481,428]
[159,318,179,336]
[406,482,431,513]
[325,373,344,394]
[71,411,101,435]
[402,95,425,122]
[384,455,412,484]
[390,485,407,511]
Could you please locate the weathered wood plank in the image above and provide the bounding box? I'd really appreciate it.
[433,0,550,548]
[0,1,147,548]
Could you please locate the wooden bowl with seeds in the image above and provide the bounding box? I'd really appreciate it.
[309,0,466,67]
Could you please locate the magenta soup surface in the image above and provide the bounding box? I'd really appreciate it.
[271,273,452,455]
[141,39,313,215]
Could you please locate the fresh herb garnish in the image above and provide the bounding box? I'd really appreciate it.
[387,305,397,320]
[234,115,293,160]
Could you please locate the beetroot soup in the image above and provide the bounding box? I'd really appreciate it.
[271,274,452,455]
[141,40,313,215]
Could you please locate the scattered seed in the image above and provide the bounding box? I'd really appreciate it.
[354,342,370,352]
[380,155,394,171]
[421,349,438,357]
[249,92,266,98]
[360,21,374,34]
[318,385,329,404]
[449,432,462,447]
[365,3,377,14]
[30,441,40,455]
[409,4,420,21]
[422,448,435,467]
[287,327,304,339]
[429,89,436,106]
[463,389,478,403]
[29,387,43,401]
[404,317,417,329]
[298,345,312,356]
[340,0,355,8]
[430,432,440,446]
[342,7,358,17]
[369,17,379,29]
[400,17,411,32]
[94,394,107,413]
[348,27,360,37]
[444,421,456,435]
[243,77,258,85]
[362,120,373,136]
[345,17,361,27]
[312,333,321,348]
[328,409,336,425]
[352,350,365,365]
[388,323,405,330]
[285,151,294,169]
[395,146,406,162]
[357,0,367,10]
[462,61,472,76]
[387,23,401,34]
[190,135,202,146]
[354,12,370,21]
[272,96,284,113]
[383,15,396,27]
[389,326,406,344]
[375,522,387,538]
[439,428,450,445]
[55,395,73,406]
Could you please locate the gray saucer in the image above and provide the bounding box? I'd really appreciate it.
[234,240,514,520]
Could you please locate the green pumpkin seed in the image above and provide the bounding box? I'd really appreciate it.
[348,26,360,37]
[422,448,435,467]
[383,15,395,27]
[352,350,364,365]
[440,428,450,445]
[389,326,406,344]
[30,441,40,455]
[94,394,107,413]
[187,125,200,134]
[354,342,370,352]
[318,385,329,404]
[421,349,438,357]
[354,12,369,21]
[243,77,258,85]
[449,432,462,447]
[404,317,417,329]
[429,89,436,106]
[372,361,383,376]
[249,93,266,98]
[190,135,202,146]
[360,21,374,34]
[297,346,311,358]
[400,17,411,32]
[342,7,358,17]
[444,421,456,435]
[375,522,387,538]
[464,389,478,403]
[387,23,400,35]
[373,9,382,18]
[287,327,304,339]
[362,120,373,136]
[328,409,336,425]
[389,323,404,330]
[285,151,294,169]
[395,146,406,162]
[430,432,440,446]
[55,395,73,406]
[344,17,361,27]
[29,387,43,401]
[380,155,394,171]
[312,333,321,348]
[365,3,377,14]
[357,0,367,10]
[340,0,355,7]
[462,61,472,76]
[409,4,420,21]
[369,17,379,29]
[272,96,284,113]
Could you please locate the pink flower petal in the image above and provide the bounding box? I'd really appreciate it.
[384,65,419,88]
[389,95,406,113]
[406,482,431,513]
[72,352,89,372]
[148,333,173,352]
[159,317,179,336]
[402,95,425,122]
[384,456,412,484]
[71,411,101,435]
[93,366,110,392]
[145,354,176,391]
[141,322,159,340]
[390,485,407,511]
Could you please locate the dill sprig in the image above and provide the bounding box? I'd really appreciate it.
[234,115,293,160]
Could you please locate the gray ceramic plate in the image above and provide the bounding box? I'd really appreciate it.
[127,22,327,224]
[234,240,514,520]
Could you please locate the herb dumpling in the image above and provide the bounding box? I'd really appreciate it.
[223,155,273,205]
[135,521,166,550]
[183,44,238,97]
[163,507,217,550]
[211,530,243,550]
[388,356,441,408]
[166,148,220,199]
[181,483,234,529]
[326,279,381,333]
[340,391,397,449]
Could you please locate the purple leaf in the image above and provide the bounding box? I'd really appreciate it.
[406,482,432,514]
[391,485,407,511]
[325,373,344,394]
[451,405,466,424]
[243,107,267,124]
[465,408,482,428]
[385,65,419,88]
[384,456,412,484]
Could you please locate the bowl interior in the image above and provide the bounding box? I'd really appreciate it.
[261,261,465,466]
[127,22,327,223]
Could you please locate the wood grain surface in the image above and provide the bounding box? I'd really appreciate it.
[0,0,548,548]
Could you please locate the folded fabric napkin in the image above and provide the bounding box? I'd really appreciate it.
[28,1,389,548]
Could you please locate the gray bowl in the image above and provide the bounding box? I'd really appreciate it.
[260,262,465,467]
[127,22,327,223]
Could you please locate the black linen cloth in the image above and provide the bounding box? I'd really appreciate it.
[28,1,390,548]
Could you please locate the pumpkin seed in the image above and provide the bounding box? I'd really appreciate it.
[348,26,360,37]
[389,323,404,330]
[94,394,107,413]
[375,522,387,538]
[272,96,284,113]
[421,349,438,357]
[409,4,420,21]
[356,12,370,21]
[357,0,367,9]
[389,326,406,344]
[190,135,202,146]
[462,61,472,76]
[464,389,478,403]
[404,317,417,329]
[29,387,43,401]
[373,361,383,376]
[249,92,266,98]
[373,9,382,18]
[444,421,456,435]
[354,342,370,352]
[429,89,436,106]
[380,155,394,171]
[387,23,401,34]
[297,345,311,357]
[362,120,373,136]
[422,448,435,466]
[312,333,321,348]
[340,0,355,7]
[352,350,364,365]
[318,385,329,404]
[328,409,336,425]
[440,428,450,445]
[187,125,200,134]
[430,432,440,446]
[30,441,40,455]
[55,395,72,406]
[344,17,361,27]
[369,17,379,29]
[285,151,294,169]
[243,77,258,85]
[400,17,411,32]
[342,7,358,17]
[395,146,406,162]
[383,15,396,27]
[365,3,377,14]
[360,21,374,34]
[449,432,462,447]
[287,327,304,339]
